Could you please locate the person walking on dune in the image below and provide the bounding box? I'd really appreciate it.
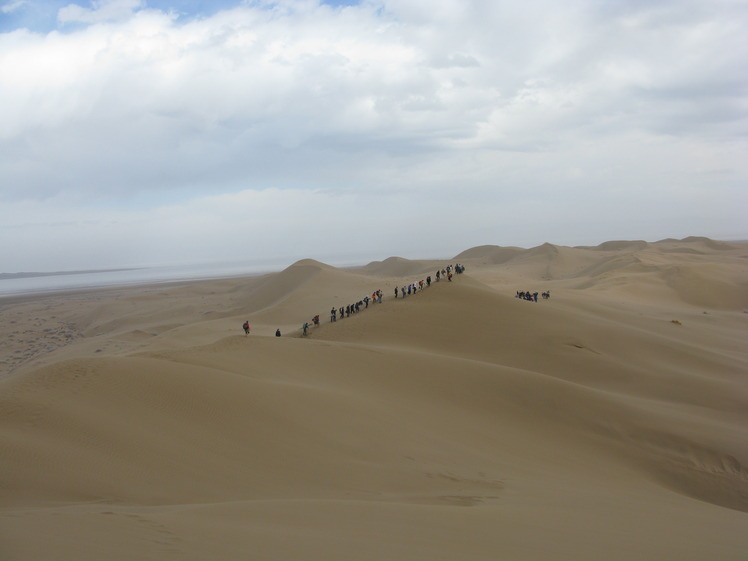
[242,320,250,336]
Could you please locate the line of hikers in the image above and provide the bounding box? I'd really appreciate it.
[329,290,383,324]
[322,264,466,331]
[244,264,466,337]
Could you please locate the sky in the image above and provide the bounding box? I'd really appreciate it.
[1,0,746,272]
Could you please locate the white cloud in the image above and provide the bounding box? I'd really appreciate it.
[0,0,746,271]
[1,0,27,14]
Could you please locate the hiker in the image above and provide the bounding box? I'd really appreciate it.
[242,321,250,336]
[395,286,399,298]
[275,328,281,337]
[302,322,309,336]
[331,307,337,322]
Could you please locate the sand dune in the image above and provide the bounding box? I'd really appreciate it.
[453,244,524,263]
[359,256,446,278]
[586,239,651,251]
[1,238,747,560]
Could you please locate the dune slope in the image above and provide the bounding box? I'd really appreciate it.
[1,239,747,560]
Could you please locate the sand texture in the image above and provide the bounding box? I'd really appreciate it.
[1,237,747,560]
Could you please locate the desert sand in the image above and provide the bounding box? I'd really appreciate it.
[1,237,747,560]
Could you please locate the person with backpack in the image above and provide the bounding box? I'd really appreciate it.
[242,321,250,336]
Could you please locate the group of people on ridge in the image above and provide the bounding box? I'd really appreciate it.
[243,263,467,337]
[515,290,550,302]
[329,290,383,324]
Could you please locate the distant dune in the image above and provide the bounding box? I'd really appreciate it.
[453,244,523,263]
[580,239,650,251]
[1,237,747,560]
[359,255,441,277]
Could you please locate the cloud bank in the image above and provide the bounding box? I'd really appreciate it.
[1,0,746,271]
